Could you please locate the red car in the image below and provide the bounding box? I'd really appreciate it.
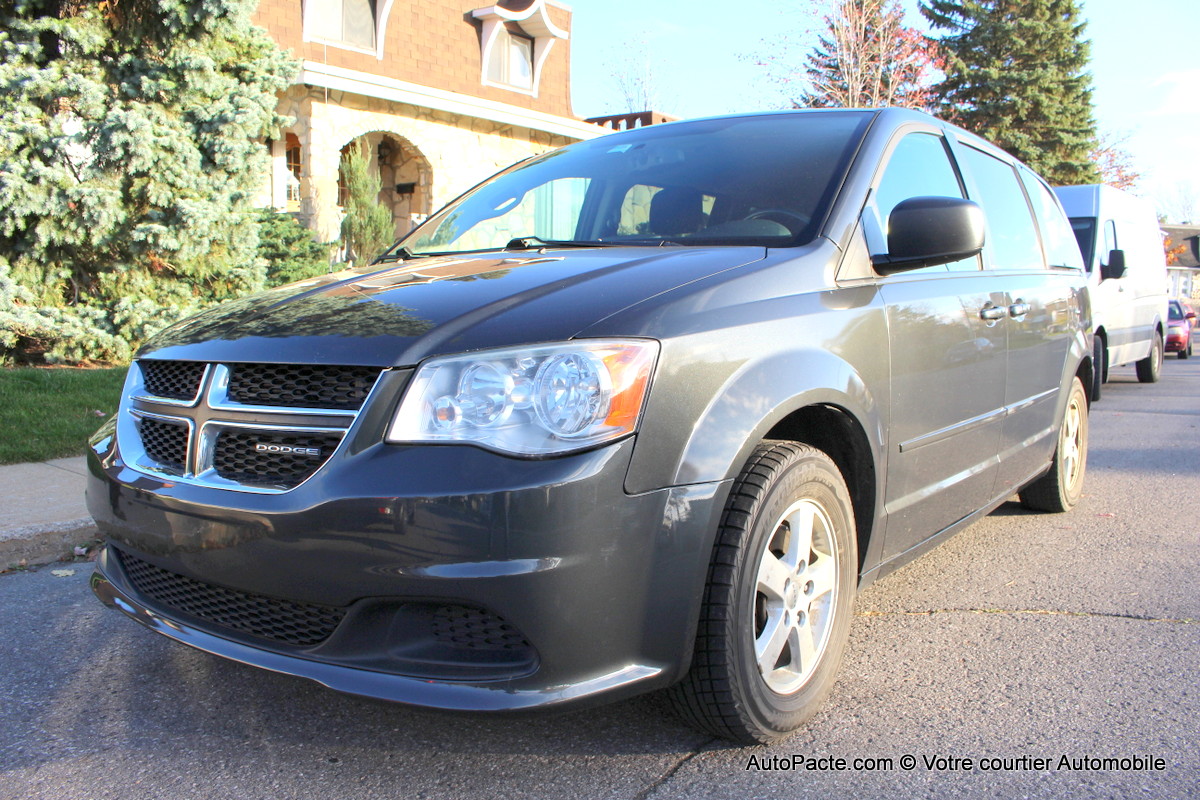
[1167,299,1196,359]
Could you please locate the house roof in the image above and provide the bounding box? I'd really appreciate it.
[1162,225,1200,268]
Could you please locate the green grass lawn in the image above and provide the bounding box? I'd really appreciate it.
[0,367,127,465]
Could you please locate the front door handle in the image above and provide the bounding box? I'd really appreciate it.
[980,304,1007,321]
[1009,301,1031,318]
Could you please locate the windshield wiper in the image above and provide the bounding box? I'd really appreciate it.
[371,246,417,264]
[504,236,625,250]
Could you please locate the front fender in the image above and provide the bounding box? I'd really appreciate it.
[625,329,888,496]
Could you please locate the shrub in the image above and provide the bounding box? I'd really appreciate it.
[257,209,333,287]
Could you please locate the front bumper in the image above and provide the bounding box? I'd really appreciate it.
[87,434,729,712]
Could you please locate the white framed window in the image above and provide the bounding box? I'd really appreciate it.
[304,0,394,57]
[486,28,534,91]
[472,0,567,97]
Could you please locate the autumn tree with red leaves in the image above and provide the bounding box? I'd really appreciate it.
[755,0,941,111]
[1091,131,1141,191]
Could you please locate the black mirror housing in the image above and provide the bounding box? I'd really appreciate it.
[872,196,986,275]
[1101,249,1127,280]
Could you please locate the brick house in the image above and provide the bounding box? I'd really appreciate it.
[253,0,603,243]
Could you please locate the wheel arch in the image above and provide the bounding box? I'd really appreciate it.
[763,404,878,575]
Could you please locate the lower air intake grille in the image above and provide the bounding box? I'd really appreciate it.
[140,360,206,401]
[227,364,382,411]
[212,430,343,489]
[137,417,189,473]
[432,605,532,651]
[115,549,345,647]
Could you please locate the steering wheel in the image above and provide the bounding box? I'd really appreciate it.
[745,208,811,232]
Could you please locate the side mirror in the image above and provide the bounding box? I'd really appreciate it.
[872,197,986,275]
[1101,249,1126,280]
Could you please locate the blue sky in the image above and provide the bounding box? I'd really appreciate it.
[565,0,1200,221]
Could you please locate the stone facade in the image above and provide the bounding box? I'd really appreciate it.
[253,0,601,246]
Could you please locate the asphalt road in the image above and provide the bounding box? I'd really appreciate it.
[2,358,1198,800]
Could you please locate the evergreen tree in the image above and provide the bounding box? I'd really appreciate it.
[339,142,395,266]
[0,0,295,362]
[800,0,939,111]
[922,0,1099,184]
[257,209,332,287]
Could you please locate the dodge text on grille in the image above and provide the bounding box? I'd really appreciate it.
[254,443,322,457]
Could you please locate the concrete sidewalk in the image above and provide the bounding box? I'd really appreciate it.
[0,456,97,568]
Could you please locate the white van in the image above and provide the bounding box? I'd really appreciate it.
[1055,184,1169,398]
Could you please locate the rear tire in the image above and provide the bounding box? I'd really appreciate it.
[667,442,857,744]
[1136,332,1163,382]
[1019,377,1088,513]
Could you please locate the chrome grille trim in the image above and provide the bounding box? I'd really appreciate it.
[118,360,389,494]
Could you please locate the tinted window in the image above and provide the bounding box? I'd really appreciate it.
[874,132,978,272]
[400,112,873,254]
[1069,218,1097,271]
[1020,169,1085,270]
[960,146,1043,270]
[1169,301,1184,321]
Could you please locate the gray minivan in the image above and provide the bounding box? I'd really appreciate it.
[87,108,1091,744]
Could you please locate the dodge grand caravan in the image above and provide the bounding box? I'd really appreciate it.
[88,108,1092,744]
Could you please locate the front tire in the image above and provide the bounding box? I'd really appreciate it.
[668,442,857,744]
[1180,338,1191,360]
[1136,332,1163,382]
[1019,377,1088,513]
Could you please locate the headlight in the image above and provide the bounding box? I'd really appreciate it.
[386,339,659,456]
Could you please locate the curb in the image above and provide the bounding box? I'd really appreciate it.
[0,518,99,569]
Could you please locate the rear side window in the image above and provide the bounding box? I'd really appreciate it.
[1019,169,1085,270]
[959,146,1044,270]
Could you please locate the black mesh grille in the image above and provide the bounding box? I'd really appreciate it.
[116,549,344,646]
[137,417,189,472]
[432,605,531,651]
[227,364,381,411]
[140,360,206,401]
[212,429,342,488]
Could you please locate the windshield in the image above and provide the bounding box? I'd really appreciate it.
[1068,218,1096,271]
[1169,301,1184,321]
[394,112,873,256]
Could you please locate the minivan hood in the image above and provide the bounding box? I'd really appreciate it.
[138,247,767,366]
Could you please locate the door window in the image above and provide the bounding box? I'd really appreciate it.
[1100,220,1119,267]
[873,133,978,272]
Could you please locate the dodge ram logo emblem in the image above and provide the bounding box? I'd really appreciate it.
[255,443,322,457]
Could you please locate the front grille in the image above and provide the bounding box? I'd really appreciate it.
[432,605,532,651]
[122,360,390,492]
[212,429,343,489]
[136,417,189,473]
[115,549,345,647]
[140,360,206,401]
[227,364,381,411]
